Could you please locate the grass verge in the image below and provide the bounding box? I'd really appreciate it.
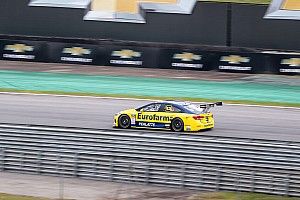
[0,193,51,200]
[0,88,299,108]
[189,192,300,200]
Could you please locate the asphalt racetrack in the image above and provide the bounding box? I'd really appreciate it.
[0,93,299,141]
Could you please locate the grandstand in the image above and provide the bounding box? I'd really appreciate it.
[29,0,196,23]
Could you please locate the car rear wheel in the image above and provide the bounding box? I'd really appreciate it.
[118,115,131,129]
[171,118,184,132]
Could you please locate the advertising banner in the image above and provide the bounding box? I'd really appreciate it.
[213,53,266,73]
[268,54,300,75]
[0,40,46,62]
[46,42,103,65]
[103,46,160,68]
[158,49,214,70]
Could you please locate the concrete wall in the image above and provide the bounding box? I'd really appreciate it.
[0,0,299,51]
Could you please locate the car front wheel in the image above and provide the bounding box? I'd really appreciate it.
[118,114,131,129]
[171,118,184,132]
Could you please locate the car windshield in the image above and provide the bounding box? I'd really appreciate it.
[183,103,204,114]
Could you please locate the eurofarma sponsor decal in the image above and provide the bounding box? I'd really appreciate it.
[219,55,252,71]
[172,52,203,68]
[137,113,173,121]
[280,58,300,73]
[61,47,93,63]
[2,43,35,60]
[110,49,143,66]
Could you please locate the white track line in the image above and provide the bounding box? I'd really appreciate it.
[0,91,299,110]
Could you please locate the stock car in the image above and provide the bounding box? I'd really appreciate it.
[113,101,222,132]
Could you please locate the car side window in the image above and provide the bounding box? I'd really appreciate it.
[141,103,162,112]
[163,104,182,113]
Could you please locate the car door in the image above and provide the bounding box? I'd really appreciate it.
[136,103,165,128]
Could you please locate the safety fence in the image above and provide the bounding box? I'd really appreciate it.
[0,123,300,196]
[0,38,299,75]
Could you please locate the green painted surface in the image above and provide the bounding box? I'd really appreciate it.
[0,70,299,105]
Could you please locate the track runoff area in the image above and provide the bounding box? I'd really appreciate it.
[0,92,299,142]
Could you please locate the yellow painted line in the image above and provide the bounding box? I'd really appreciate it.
[281,0,300,11]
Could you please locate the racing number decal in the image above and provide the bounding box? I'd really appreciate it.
[131,114,136,125]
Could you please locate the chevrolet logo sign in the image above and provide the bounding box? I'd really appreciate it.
[112,50,141,59]
[29,0,196,23]
[62,47,91,56]
[281,58,300,67]
[173,52,201,62]
[4,44,34,53]
[220,55,250,64]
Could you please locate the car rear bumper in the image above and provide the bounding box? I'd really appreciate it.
[185,120,215,132]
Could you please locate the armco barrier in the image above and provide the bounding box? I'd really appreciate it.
[0,124,300,196]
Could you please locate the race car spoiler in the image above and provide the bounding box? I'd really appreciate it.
[199,102,223,108]
[200,102,223,112]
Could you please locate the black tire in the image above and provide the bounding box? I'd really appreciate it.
[171,118,184,132]
[118,114,131,129]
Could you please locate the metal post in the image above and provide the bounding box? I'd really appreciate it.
[235,175,241,200]
[216,167,221,191]
[0,148,4,171]
[181,164,186,188]
[251,171,255,192]
[58,153,64,200]
[226,2,232,47]
[198,168,203,189]
[73,152,78,177]
[145,161,150,184]
[284,174,290,196]
[37,151,42,174]
[109,157,114,181]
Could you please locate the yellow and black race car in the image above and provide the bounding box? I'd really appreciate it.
[113,100,222,132]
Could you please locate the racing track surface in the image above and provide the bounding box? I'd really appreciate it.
[0,93,299,141]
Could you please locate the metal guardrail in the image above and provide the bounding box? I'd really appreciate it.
[0,123,299,196]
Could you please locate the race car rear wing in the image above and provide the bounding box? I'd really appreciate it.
[200,102,223,113]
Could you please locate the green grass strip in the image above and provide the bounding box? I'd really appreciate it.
[0,70,299,107]
[0,193,51,200]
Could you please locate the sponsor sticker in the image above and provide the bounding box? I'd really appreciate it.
[279,58,300,73]
[3,43,35,60]
[61,47,93,63]
[219,55,252,71]
[137,113,173,121]
[110,49,143,66]
[172,52,203,68]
